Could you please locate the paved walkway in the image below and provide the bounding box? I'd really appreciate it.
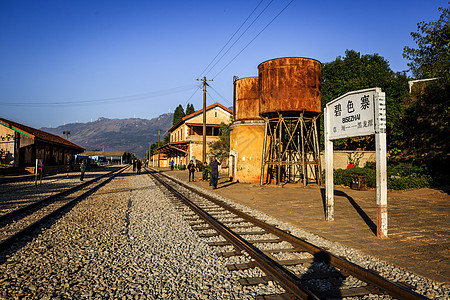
[155,167,450,286]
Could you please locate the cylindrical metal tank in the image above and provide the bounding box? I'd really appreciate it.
[234,77,260,121]
[258,57,321,115]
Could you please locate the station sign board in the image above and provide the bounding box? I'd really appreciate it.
[324,87,387,238]
[326,88,386,140]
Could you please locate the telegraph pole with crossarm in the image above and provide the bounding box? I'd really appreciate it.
[196,77,213,163]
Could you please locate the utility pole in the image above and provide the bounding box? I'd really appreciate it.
[148,142,151,167]
[158,129,161,168]
[196,76,213,163]
[62,130,70,179]
[63,130,70,140]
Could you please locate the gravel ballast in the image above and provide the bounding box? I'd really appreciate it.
[0,169,448,299]
[0,171,254,299]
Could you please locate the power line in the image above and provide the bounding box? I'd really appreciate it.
[183,84,202,106]
[212,0,295,79]
[203,0,274,77]
[209,85,232,106]
[197,0,265,78]
[0,85,197,107]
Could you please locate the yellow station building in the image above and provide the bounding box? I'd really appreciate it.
[159,102,232,167]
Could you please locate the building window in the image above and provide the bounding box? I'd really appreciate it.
[215,112,217,117]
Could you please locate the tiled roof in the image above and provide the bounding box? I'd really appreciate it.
[0,117,85,151]
[82,151,126,157]
[169,102,232,132]
[182,102,232,121]
[151,153,167,160]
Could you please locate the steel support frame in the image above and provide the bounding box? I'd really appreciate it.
[260,112,322,186]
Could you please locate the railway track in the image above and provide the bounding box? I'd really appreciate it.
[0,166,129,251]
[146,168,428,300]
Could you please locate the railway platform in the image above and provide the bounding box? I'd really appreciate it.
[155,167,450,286]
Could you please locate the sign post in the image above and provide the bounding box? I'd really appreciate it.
[325,87,387,238]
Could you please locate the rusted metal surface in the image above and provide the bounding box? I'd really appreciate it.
[258,57,322,115]
[234,77,260,121]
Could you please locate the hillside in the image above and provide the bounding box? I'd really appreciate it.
[41,114,173,158]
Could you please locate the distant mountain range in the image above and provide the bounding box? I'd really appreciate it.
[41,114,173,158]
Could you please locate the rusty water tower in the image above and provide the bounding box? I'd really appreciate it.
[258,57,323,185]
[229,76,265,183]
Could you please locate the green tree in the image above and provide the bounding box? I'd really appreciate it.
[163,133,170,144]
[185,103,195,115]
[321,50,409,149]
[403,5,450,80]
[172,104,185,125]
[208,122,231,160]
[147,133,171,160]
[401,5,450,183]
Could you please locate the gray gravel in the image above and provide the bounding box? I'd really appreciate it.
[0,167,116,215]
[1,169,448,299]
[0,170,282,299]
[172,174,450,299]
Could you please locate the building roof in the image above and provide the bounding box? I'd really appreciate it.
[151,153,168,160]
[81,151,126,157]
[168,102,232,132]
[0,117,85,151]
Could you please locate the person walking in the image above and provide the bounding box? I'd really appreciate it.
[202,161,209,182]
[136,160,142,174]
[210,157,219,189]
[80,160,86,181]
[187,160,196,182]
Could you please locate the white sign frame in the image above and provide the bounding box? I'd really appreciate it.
[325,87,388,238]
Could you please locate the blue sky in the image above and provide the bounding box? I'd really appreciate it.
[1,0,447,129]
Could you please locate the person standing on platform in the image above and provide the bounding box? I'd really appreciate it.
[202,161,209,182]
[80,160,86,181]
[136,160,142,174]
[210,157,219,189]
[187,160,195,182]
[132,159,136,171]
[170,160,174,170]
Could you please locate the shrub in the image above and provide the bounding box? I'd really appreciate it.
[388,173,432,190]
[333,168,376,188]
[330,163,432,190]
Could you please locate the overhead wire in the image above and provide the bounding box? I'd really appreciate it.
[212,0,295,79]
[205,90,220,108]
[209,85,232,106]
[0,85,197,107]
[203,0,275,77]
[183,84,202,106]
[6,2,294,111]
[198,0,269,78]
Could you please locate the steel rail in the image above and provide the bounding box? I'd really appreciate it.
[147,169,319,299]
[0,167,122,223]
[0,166,128,251]
[151,168,429,300]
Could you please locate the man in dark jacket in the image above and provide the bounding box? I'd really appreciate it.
[136,160,142,174]
[187,160,196,182]
[210,157,219,189]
